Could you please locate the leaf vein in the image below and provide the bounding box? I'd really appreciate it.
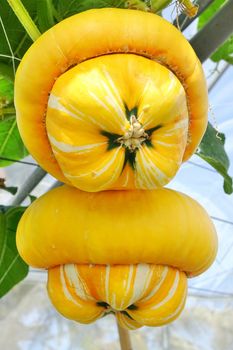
[0,254,20,286]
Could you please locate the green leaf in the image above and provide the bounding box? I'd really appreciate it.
[0,117,28,167]
[0,0,37,68]
[2,186,18,195]
[0,62,14,81]
[37,0,56,32]
[0,78,14,107]
[211,35,233,64]
[0,63,14,120]
[0,69,25,166]
[28,194,37,203]
[0,207,28,298]
[196,123,233,194]
[54,0,174,19]
[0,205,11,213]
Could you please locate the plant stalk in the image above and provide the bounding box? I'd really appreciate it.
[150,0,172,12]
[117,322,133,350]
[7,0,41,41]
[177,0,199,17]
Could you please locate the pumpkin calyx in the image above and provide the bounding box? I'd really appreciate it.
[117,115,149,152]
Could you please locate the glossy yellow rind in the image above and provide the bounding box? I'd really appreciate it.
[47,54,188,191]
[15,8,208,183]
[48,264,104,324]
[48,264,187,329]
[16,186,217,276]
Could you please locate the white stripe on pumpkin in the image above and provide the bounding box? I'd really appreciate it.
[128,264,154,306]
[60,265,105,322]
[48,94,84,121]
[105,265,111,305]
[121,168,130,188]
[135,154,158,189]
[64,264,94,301]
[136,147,169,188]
[101,72,127,125]
[140,266,169,303]
[163,118,188,136]
[60,265,83,307]
[159,285,187,322]
[49,94,108,130]
[48,134,107,153]
[88,90,121,130]
[65,146,122,180]
[103,69,125,112]
[117,312,141,330]
[119,264,135,309]
[154,141,177,147]
[151,270,180,310]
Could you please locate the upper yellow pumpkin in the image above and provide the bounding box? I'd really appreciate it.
[14,8,208,192]
[47,54,189,191]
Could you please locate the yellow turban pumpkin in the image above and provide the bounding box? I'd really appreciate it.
[16,186,217,329]
[14,8,208,192]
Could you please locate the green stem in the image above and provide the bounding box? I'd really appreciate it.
[52,6,62,22]
[150,0,172,13]
[7,0,41,42]
[125,1,174,13]
[125,0,150,11]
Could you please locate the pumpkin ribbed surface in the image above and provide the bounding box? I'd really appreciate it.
[15,8,212,329]
[48,264,187,329]
[14,8,208,191]
[47,54,188,191]
[16,185,217,277]
[16,186,217,328]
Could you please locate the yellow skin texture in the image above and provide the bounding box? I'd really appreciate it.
[48,264,187,329]
[17,186,217,273]
[47,54,188,191]
[16,186,217,328]
[14,8,208,190]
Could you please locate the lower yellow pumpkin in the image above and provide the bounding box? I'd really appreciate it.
[48,264,187,329]
[16,186,217,329]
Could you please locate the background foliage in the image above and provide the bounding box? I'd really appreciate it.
[0,206,28,298]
